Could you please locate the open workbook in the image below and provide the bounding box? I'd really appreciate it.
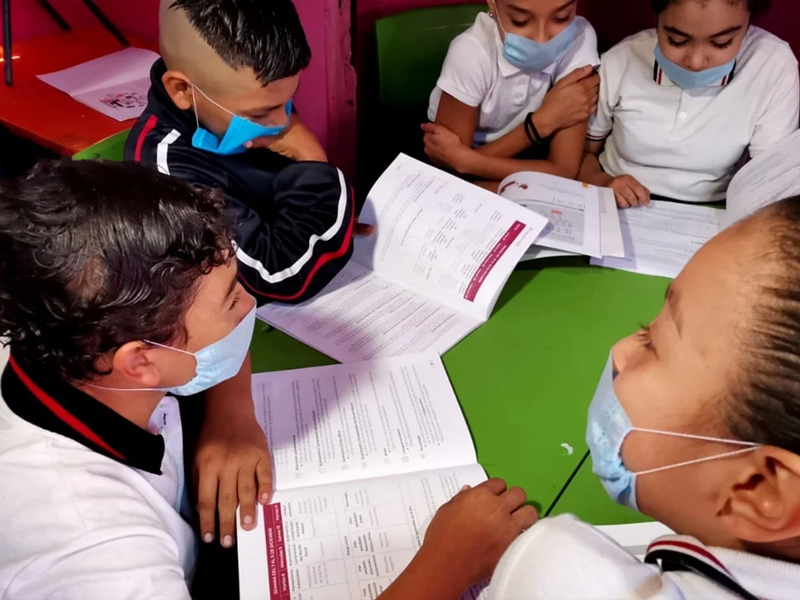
[592,129,800,279]
[257,154,548,363]
[237,354,488,600]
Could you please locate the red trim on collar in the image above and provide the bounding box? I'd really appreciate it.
[8,357,126,461]
[647,539,732,575]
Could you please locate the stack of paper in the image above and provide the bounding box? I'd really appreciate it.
[592,129,800,279]
[498,172,625,261]
[257,154,548,364]
[38,47,159,122]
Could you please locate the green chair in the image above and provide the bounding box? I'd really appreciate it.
[72,129,130,161]
[375,3,485,112]
[367,4,484,180]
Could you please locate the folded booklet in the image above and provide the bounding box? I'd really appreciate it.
[257,154,548,363]
[237,354,488,600]
[592,129,800,279]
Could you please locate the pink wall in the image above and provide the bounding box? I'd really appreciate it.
[2,0,355,175]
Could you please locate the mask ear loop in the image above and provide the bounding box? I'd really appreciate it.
[630,427,760,476]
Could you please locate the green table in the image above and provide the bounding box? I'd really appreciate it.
[249,258,669,517]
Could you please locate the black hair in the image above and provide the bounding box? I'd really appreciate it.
[727,197,800,455]
[652,0,772,16]
[0,160,232,383]
[169,0,311,85]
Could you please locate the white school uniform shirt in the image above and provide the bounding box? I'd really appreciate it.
[486,514,800,599]
[588,27,799,202]
[428,12,599,145]
[0,352,195,600]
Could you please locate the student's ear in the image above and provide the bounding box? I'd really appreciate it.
[162,70,194,111]
[717,447,800,544]
[111,341,164,388]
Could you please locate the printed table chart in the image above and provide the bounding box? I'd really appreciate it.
[250,258,670,516]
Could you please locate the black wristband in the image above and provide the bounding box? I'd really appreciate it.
[524,112,544,145]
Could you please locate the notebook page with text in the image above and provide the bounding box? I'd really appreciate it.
[498,171,603,258]
[238,464,488,600]
[355,155,547,321]
[253,354,477,491]
[258,262,482,363]
[724,130,800,228]
[591,201,723,279]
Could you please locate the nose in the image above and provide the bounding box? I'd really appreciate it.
[683,51,709,72]
[530,22,549,44]
[611,335,638,373]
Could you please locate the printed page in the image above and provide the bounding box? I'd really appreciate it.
[355,155,547,321]
[252,353,477,491]
[258,262,482,363]
[599,187,625,258]
[520,246,577,262]
[597,522,674,560]
[238,464,488,600]
[38,47,158,96]
[725,130,800,228]
[498,172,602,258]
[73,77,151,122]
[591,201,723,279]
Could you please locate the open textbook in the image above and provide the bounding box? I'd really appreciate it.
[592,129,800,279]
[38,48,158,121]
[499,173,625,260]
[257,154,548,363]
[237,354,489,600]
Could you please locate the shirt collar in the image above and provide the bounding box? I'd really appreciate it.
[652,58,737,87]
[1,354,166,474]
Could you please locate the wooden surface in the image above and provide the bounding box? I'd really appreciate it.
[0,28,157,155]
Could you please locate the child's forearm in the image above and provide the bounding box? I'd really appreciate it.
[459,151,571,182]
[579,152,613,187]
[476,113,556,159]
[378,545,471,600]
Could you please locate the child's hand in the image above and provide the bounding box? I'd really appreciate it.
[609,174,651,208]
[420,479,538,587]
[421,123,475,174]
[537,65,600,135]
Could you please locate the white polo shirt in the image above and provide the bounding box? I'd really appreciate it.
[0,354,195,600]
[486,514,800,599]
[428,12,599,145]
[588,28,799,202]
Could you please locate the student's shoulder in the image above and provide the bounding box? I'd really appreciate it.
[738,26,798,74]
[603,29,657,68]
[444,11,498,66]
[487,514,668,600]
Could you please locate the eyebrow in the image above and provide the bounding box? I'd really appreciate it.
[664,24,742,39]
[665,284,683,337]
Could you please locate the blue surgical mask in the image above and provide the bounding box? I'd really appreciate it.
[496,14,578,72]
[585,352,759,512]
[654,44,736,90]
[90,299,256,396]
[190,84,293,156]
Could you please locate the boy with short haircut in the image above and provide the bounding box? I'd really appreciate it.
[0,160,254,598]
[128,0,357,304]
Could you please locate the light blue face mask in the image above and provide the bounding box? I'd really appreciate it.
[90,299,256,396]
[585,352,759,512]
[496,13,578,72]
[654,44,736,90]
[191,85,293,156]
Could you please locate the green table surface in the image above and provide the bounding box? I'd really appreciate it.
[250,258,669,518]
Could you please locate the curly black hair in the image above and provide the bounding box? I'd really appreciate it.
[652,0,772,16]
[169,0,311,85]
[0,160,233,383]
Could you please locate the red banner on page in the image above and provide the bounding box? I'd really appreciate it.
[464,221,526,302]
[265,503,290,600]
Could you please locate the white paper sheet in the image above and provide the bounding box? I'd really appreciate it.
[238,465,487,600]
[38,48,159,121]
[591,201,724,279]
[597,522,674,560]
[599,188,625,258]
[498,172,603,258]
[252,353,477,491]
[259,262,482,363]
[259,155,547,362]
[724,129,800,228]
